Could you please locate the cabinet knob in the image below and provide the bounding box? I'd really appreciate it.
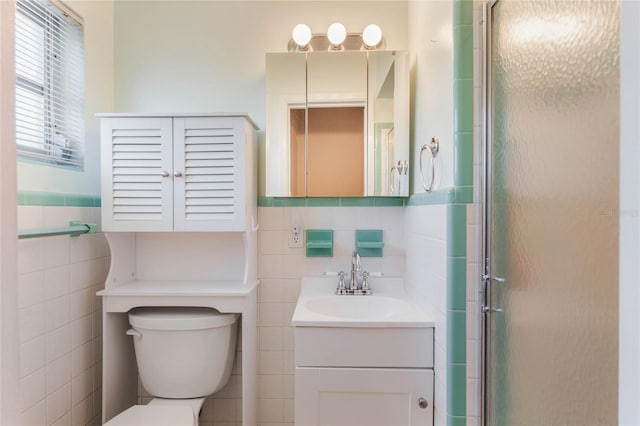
[161,171,170,177]
[418,397,429,409]
[174,171,183,178]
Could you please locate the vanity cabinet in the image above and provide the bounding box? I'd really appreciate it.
[100,114,257,232]
[296,368,433,426]
[292,278,435,426]
[295,326,434,426]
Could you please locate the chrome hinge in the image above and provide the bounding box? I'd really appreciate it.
[482,305,503,314]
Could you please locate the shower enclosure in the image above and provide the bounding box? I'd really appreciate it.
[482,1,620,424]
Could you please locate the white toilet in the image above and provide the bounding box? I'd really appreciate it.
[104,307,239,426]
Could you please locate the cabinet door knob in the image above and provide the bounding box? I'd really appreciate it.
[418,397,429,409]
[174,171,183,177]
[161,171,170,177]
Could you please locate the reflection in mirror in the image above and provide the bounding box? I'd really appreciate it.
[307,52,367,196]
[265,53,306,196]
[265,50,409,197]
[368,51,409,196]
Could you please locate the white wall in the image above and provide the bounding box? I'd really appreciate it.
[408,0,454,192]
[17,0,114,196]
[619,1,640,424]
[0,1,20,424]
[405,2,454,424]
[403,204,448,425]
[112,0,409,195]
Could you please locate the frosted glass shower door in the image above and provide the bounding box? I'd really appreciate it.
[484,1,619,425]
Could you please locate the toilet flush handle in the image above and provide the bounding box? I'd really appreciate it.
[126,328,142,339]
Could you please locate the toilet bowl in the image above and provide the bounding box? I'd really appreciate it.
[104,307,238,426]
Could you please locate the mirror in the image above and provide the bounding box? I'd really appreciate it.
[265,50,409,197]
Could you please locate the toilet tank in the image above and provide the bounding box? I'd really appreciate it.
[128,307,238,399]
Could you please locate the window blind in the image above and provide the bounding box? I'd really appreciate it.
[15,0,84,168]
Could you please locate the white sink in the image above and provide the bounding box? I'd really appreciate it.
[291,277,433,327]
[305,295,411,319]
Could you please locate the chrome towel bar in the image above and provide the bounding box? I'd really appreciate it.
[18,221,97,239]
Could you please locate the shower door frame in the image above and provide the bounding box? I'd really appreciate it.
[480,1,498,426]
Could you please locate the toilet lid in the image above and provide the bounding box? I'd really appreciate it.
[104,405,195,426]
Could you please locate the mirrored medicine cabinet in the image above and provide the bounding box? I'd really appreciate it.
[265,50,409,197]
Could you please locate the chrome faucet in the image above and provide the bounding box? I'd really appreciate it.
[350,250,361,290]
[331,250,372,295]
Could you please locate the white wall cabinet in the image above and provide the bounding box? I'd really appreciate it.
[97,113,259,425]
[100,114,257,232]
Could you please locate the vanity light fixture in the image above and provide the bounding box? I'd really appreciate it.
[288,23,385,52]
[362,24,383,49]
[327,22,347,50]
[292,24,313,50]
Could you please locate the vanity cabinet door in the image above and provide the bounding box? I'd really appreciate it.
[295,367,433,426]
[172,117,247,231]
[101,117,174,232]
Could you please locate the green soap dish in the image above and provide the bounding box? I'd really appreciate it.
[355,229,384,257]
[306,229,333,257]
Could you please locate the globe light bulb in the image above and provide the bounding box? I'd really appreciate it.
[327,22,347,47]
[292,24,312,48]
[363,24,383,48]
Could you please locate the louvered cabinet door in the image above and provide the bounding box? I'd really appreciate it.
[101,117,174,232]
[172,117,246,231]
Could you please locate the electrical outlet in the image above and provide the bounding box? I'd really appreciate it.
[289,223,304,248]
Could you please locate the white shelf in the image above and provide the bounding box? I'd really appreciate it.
[98,279,258,297]
[99,279,259,314]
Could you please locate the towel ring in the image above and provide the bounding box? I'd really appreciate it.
[419,137,440,192]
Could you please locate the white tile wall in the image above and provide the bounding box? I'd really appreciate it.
[20,203,450,425]
[18,206,108,426]
[404,204,448,426]
[256,206,405,426]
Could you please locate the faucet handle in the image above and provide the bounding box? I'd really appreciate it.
[337,271,346,290]
[359,270,370,290]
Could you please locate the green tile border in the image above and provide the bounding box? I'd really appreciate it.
[306,197,341,207]
[448,1,473,424]
[447,310,467,364]
[340,197,375,207]
[448,415,467,426]
[18,191,100,207]
[257,196,274,207]
[453,0,473,26]
[257,196,406,207]
[373,197,404,207]
[454,25,474,80]
[405,187,474,206]
[447,257,467,311]
[447,205,467,257]
[454,79,474,134]
[447,363,468,417]
[406,189,455,206]
[455,132,474,187]
[454,186,474,204]
[272,197,306,207]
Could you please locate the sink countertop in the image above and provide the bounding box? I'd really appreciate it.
[291,277,434,328]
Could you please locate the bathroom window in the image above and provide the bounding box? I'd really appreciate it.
[15,0,84,169]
